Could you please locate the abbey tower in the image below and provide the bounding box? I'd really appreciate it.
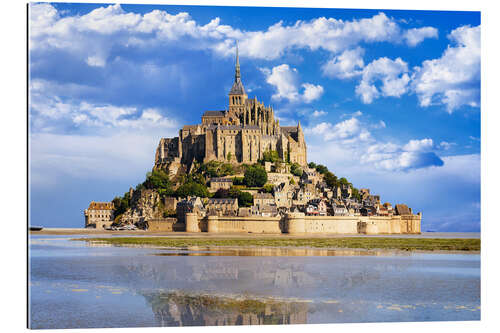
[154,43,307,175]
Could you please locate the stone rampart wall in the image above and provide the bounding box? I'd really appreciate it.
[183,212,421,234]
[147,218,180,232]
[202,215,282,234]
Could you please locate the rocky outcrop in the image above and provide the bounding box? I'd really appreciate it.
[120,189,162,226]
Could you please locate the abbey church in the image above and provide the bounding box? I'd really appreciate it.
[154,45,307,174]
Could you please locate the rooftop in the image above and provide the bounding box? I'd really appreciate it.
[88,202,114,210]
[202,110,227,117]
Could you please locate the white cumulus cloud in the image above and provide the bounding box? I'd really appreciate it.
[302,83,324,103]
[322,47,365,79]
[30,4,439,65]
[262,64,323,103]
[30,79,178,133]
[412,25,480,112]
[403,138,434,152]
[306,114,443,172]
[311,110,327,117]
[403,27,438,47]
[355,57,410,103]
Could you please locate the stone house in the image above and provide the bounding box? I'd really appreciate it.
[209,177,233,192]
[267,172,292,186]
[341,184,352,199]
[305,204,319,216]
[377,203,393,216]
[273,182,293,208]
[293,185,315,205]
[301,167,320,185]
[333,204,348,216]
[251,203,278,217]
[360,206,377,216]
[383,202,394,215]
[177,197,205,223]
[308,199,328,216]
[206,198,238,216]
[84,201,114,229]
[253,192,275,206]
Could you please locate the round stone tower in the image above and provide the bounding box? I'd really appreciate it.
[286,212,306,234]
[207,215,219,233]
[185,212,200,232]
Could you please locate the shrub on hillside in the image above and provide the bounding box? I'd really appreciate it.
[244,164,268,187]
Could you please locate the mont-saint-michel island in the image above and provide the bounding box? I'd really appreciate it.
[28,4,481,330]
[83,47,421,236]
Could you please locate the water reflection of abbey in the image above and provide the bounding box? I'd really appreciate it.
[113,256,412,327]
[118,253,409,293]
[144,291,308,326]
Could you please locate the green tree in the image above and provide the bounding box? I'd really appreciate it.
[142,170,174,197]
[262,184,274,193]
[226,186,253,207]
[199,161,234,178]
[338,177,349,186]
[237,191,254,207]
[290,163,303,177]
[351,187,361,201]
[261,150,281,163]
[323,171,338,188]
[112,191,131,217]
[244,164,268,187]
[226,152,232,161]
[308,162,316,169]
[220,163,235,176]
[175,182,210,198]
[315,164,329,174]
[232,176,245,186]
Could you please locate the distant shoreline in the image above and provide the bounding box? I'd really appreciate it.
[29,228,480,239]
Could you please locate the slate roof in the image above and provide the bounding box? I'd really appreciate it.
[254,193,274,199]
[281,126,298,133]
[229,79,245,95]
[88,202,114,210]
[210,177,233,183]
[203,110,226,117]
[395,204,411,215]
[208,198,237,204]
[205,124,260,131]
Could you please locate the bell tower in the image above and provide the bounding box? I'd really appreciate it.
[228,42,247,118]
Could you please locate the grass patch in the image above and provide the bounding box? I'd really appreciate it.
[73,237,480,252]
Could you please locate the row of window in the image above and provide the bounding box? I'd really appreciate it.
[231,96,243,104]
[89,214,111,218]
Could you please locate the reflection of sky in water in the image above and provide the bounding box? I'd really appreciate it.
[29,235,480,329]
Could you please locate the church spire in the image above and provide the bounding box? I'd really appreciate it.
[229,41,245,96]
[235,41,241,82]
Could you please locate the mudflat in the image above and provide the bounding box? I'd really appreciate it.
[73,235,480,253]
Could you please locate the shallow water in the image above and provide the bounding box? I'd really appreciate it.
[28,235,480,329]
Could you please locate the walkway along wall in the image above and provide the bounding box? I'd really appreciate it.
[184,212,421,235]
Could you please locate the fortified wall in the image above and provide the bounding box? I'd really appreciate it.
[184,212,421,235]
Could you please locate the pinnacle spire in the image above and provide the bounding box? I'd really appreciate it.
[229,41,245,96]
[235,41,241,82]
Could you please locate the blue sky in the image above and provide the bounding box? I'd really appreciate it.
[28,2,480,231]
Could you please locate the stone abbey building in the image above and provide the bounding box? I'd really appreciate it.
[154,46,307,174]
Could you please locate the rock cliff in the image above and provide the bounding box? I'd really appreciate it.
[120,189,163,226]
